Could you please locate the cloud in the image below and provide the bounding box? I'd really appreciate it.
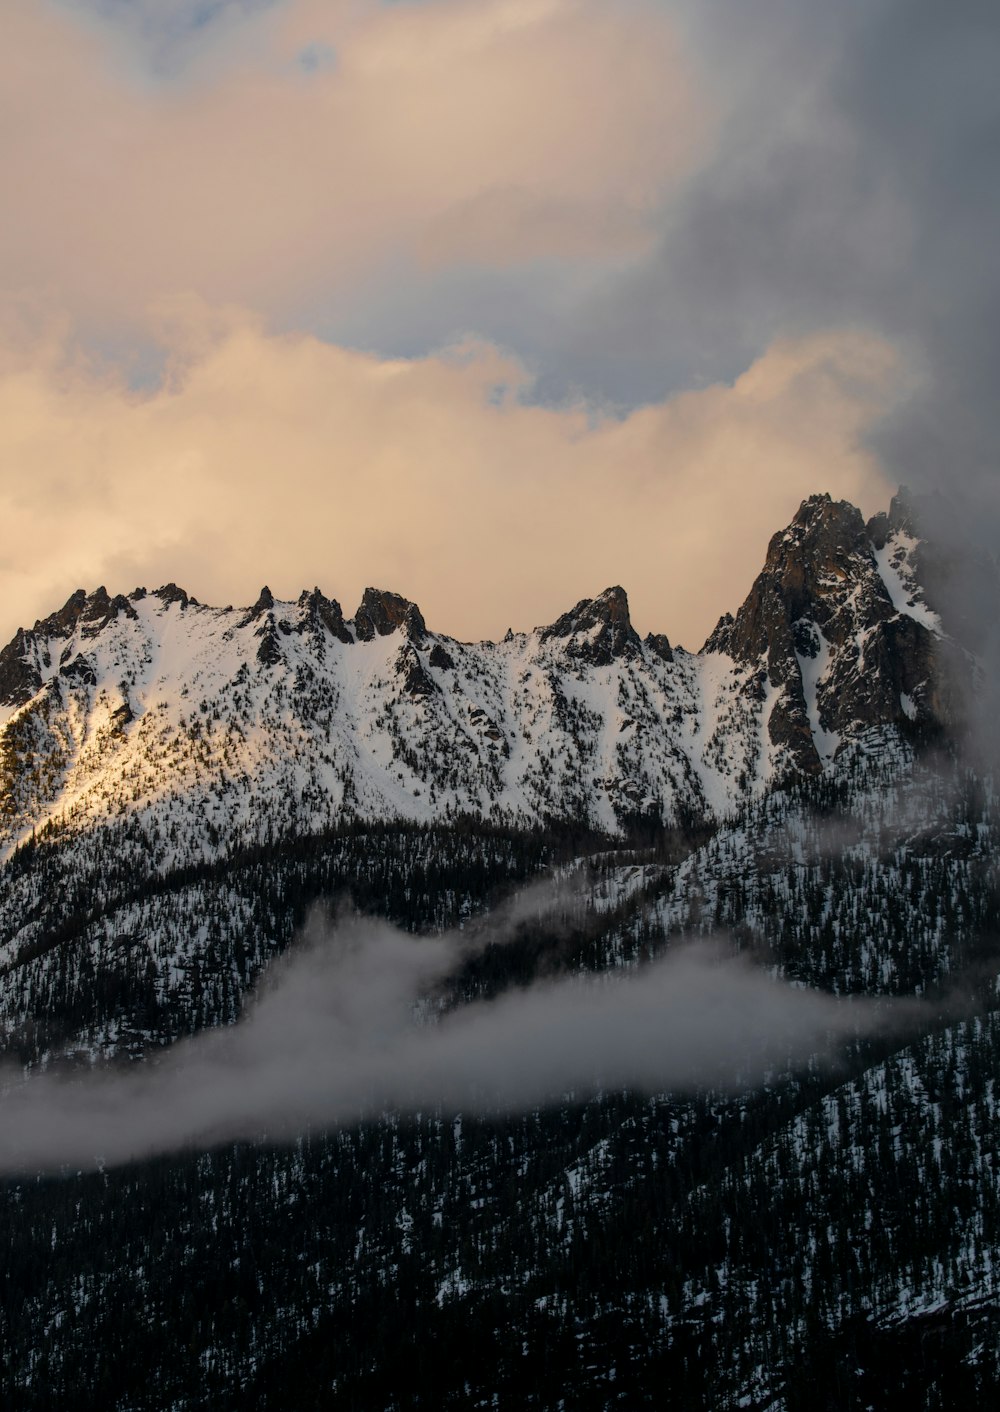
[570,0,1000,474]
[1,0,701,336]
[0,305,896,646]
[0,900,897,1173]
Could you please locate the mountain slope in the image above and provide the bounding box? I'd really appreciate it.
[1,486,997,1411]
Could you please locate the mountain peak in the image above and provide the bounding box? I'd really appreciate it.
[783,491,867,551]
[353,588,427,643]
[32,588,86,637]
[296,588,353,644]
[538,586,641,666]
[240,586,275,626]
[706,491,955,777]
[153,584,190,609]
[728,495,871,659]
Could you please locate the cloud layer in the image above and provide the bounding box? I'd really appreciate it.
[0,310,894,645]
[2,0,699,329]
[0,902,893,1173]
[1,0,996,650]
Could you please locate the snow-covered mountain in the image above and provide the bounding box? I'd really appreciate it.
[3,486,1000,1410]
[0,489,958,867]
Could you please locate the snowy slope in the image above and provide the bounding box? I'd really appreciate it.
[0,493,959,876]
[0,585,770,866]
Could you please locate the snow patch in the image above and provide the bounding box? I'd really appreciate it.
[873,537,942,634]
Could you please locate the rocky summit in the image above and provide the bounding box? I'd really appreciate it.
[707,489,965,774]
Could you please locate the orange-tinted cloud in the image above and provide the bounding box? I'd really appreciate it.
[0,305,897,648]
[1,0,701,332]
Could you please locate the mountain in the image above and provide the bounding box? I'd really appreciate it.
[2,487,999,1411]
[0,489,957,870]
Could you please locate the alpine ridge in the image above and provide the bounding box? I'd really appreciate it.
[0,490,956,870]
[3,487,1000,1411]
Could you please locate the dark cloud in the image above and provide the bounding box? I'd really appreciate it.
[574,0,997,426]
[323,0,1000,487]
[837,0,1000,501]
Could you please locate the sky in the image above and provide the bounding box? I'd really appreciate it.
[0,0,996,647]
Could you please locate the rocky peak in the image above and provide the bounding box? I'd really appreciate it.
[79,588,138,636]
[153,584,190,610]
[24,585,131,647]
[708,492,954,777]
[873,487,999,657]
[354,589,426,643]
[887,484,922,537]
[644,632,674,664]
[296,588,353,644]
[83,586,112,620]
[242,586,274,624]
[1,587,143,706]
[33,589,87,639]
[867,485,934,556]
[717,495,880,667]
[703,613,735,655]
[538,586,641,666]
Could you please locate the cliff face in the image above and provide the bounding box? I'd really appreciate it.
[705,491,961,776]
[537,586,644,666]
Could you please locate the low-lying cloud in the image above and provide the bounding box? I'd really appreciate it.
[0,896,901,1174]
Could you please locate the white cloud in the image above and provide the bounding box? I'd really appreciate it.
[0,303,896,646]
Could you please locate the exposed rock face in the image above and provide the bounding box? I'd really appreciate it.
[0,588,140,707]
[713,496,876,663]
[394,644,438,698]
[296,588,353,645]
[80,589,138,637]
[354,589,427,643]
[153,584,190,609]
[644,633,674,664]
[240,587,274,628]
[235,587,282,665]
[59,654,98,686]
[705,492,958,775]
[32,588,89,639]
[873,486,1000,658]
[539,586,641,666]
[0,629,43,707]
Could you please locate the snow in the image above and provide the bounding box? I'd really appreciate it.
[0,556,936,874]
[873,535,942,634]
[795,623,841,764]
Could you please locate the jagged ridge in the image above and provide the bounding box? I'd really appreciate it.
[0,491,965,866]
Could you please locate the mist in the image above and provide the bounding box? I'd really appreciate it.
[0,896,906,1175]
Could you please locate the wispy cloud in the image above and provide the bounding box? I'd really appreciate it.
[0,899,901,1173]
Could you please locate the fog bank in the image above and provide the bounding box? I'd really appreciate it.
[0,901,901,1174]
